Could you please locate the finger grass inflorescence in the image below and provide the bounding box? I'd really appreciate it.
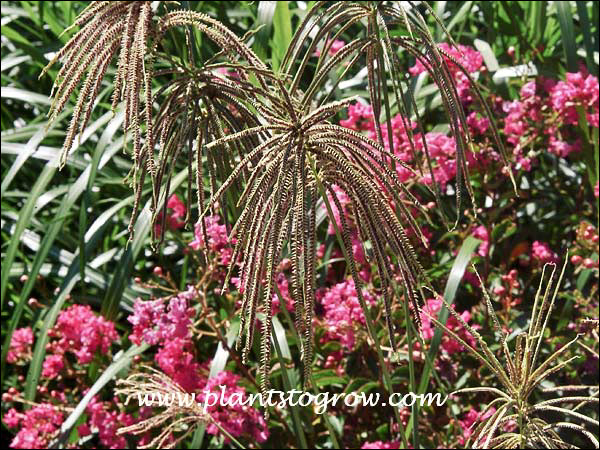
[428,258,599,448]
[42,1,515,399]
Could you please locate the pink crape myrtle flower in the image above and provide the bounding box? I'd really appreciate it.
[85,396,135,448]
[41,354,64,379]
[325,184,352,235]
[5,403,63,449]
[320,279,375,350]
[189,215,234,267]
[154,194,186,237]
[531,240,558,264]
[340,102,375,131]
[198,370,269,443]
[472,225,490,257]
[128,290,196,346]
[128,289,202,391]
[271,272,295,315]
[409,43,483,76]
[550,70,599,127]
[362,441,400,449]
[41,305,118,379]
[467,111,490,135]
[6,327,33,364]
[166,194,186,229]
[458,407,496,446]
[313,39,345,58]
[410,43,483,104]
[420,297,477,354]
[155,337,202,392]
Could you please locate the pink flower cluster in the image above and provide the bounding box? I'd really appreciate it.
[409,43,483,104]
[326,184,353,235]
[270,272,295,315]
[320,279,375,350]
[339,102,375,132]
[417,132,458,188]
[323,185,371,281]
[502,70,599,171]
[313,39,345,58]
[531,240,558,265]
[129,288,196,346]
[189,215,234,267]
[128,287,200,391]
[154,194,186,237]
[362,440,400,449]
[457,407,496,446]
[42,305,118,378]
[550,71,599,128]
[7,327,33,364]
[81,396,135,448]
[472,225,490,257]
[156,338,202,392]
[4,404,63,449]
[457,405,516,445]
[420,297,477,355]
[198,370,269,443]
[467,111,490,135]
[340,100,488,192]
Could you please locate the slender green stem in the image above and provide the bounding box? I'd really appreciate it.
[210,418,246,449]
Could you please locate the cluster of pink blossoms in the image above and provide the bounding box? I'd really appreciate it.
[457,405,516,445]
[197,370,269,443]
[154,194,186,237]
[531,240,558,265]
[419,297,477,355]
[42,304,118,378]
[4,403,63,449]
[313,38,345,58]
[472,225,490,257]
[270,271,295,315]
[410,43,484,104]
[319,279,375,351]
[6,327,33,363]
[78,396,135,448]
[550,70,599,127]
[362,440,400,449]
[128,287,200,391]
[341,99,489,186]
[457,407,495,446]
[342,45,599,190]
[502,69,599,171]
[156,338,202,392]
[189,215,235,268]
[129,288,196,346]
[571,222,600,269]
